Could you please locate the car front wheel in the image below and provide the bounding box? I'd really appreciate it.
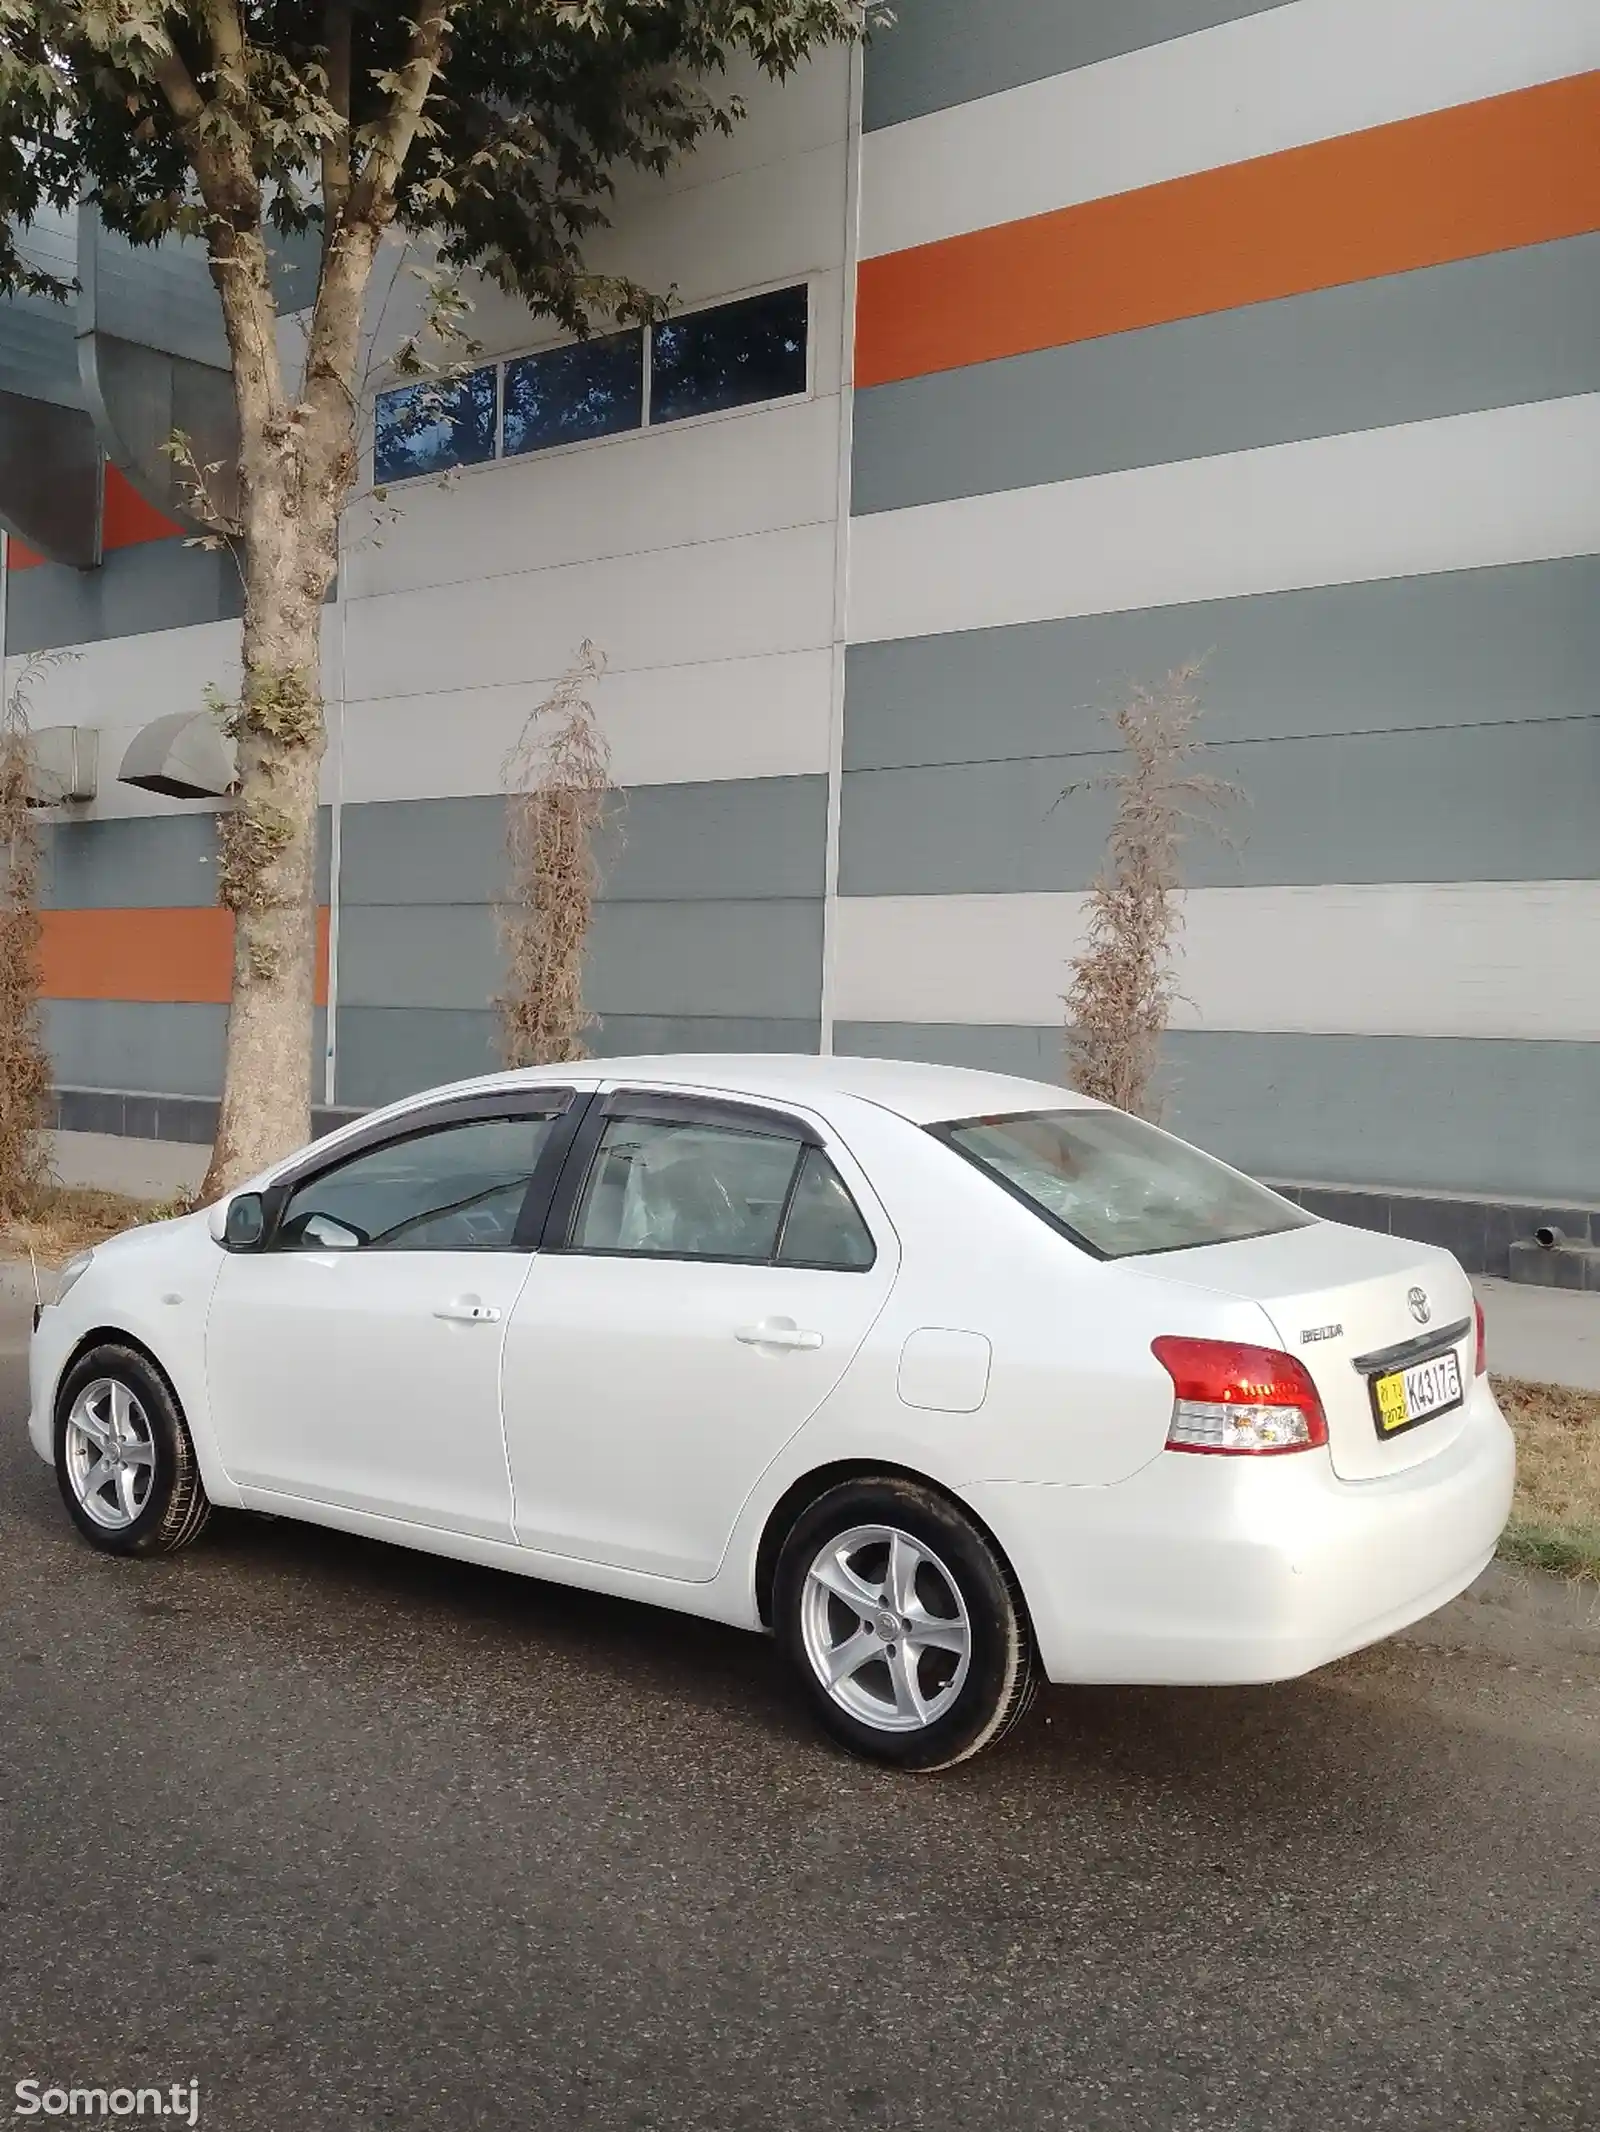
[54,1343,213,1558]
[774,1477,1036,1771]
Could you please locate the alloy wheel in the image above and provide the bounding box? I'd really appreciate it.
[799,1523,972,1732]
[63,1378,156,1531]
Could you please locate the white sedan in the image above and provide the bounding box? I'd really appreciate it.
[27,1055,1515,1770]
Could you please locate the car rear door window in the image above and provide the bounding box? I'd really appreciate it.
[571,1116,806,1262]
[275,1116,555,1252]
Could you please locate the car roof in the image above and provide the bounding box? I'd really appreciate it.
[413,1053,1098,1128]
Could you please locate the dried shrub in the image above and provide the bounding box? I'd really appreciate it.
[496,642,617,1068]
[1062,664,1241,1120]
[0,653,66,1217]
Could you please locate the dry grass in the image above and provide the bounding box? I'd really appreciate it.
[1061,663,1241,1120]
[0,654,62,1219]
[1493,1375,1600,1580]
[496,641,615,1068]
[1,1186,196,1267]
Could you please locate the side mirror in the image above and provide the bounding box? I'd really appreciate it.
[220,1192,268,1252]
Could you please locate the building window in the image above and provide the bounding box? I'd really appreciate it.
[650,285,809,424]
[374,365,498,485]
[503,329,646,457]
[371,286,809,484]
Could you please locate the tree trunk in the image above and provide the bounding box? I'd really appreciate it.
[199,590,328,1199]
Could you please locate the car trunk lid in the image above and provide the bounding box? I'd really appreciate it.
[1134,1221,1476,1480]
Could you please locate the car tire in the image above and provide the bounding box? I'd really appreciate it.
[53,1343,213,1559]
[774,1477,1036,1771]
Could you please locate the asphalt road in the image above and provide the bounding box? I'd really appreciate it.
[3,1305,1598,2132]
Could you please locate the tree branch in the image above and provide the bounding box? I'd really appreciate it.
[347,0,457,226]
[149,45,208,139]
[199,0,248,79]
[321,0,355,235]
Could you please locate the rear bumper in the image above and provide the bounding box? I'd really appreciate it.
[964,1378,1515,1686]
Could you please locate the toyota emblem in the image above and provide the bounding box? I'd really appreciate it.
[1407,1286,1431,1325]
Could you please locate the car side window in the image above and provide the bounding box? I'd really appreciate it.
[572,1116,804,1262]
[776,1147,876,1270]
[274,1116,555,1253]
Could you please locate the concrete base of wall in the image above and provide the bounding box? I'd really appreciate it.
[54,1086,361,1149]
[1275,1182,1600,1282]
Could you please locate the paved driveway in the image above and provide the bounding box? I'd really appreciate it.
[2,1303,1597,2132]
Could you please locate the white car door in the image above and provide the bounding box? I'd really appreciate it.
[205,1093,576,1541]
[502,1091,899,1582]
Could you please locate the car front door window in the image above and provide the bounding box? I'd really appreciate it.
[275,1117,553,1253]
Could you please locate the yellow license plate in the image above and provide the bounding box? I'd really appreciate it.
[1372,1349,1463,1436]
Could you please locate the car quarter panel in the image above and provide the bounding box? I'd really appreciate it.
[748,1094,1283,1492]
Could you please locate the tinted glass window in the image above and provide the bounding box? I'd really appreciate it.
[650,286,808,424]
[777,1149,875,1269]
[503,330,645,456]
[275,1117,553,1253]
[374,366,498,484]
[937,1109,1312,1261]
[572,1116,803,1261]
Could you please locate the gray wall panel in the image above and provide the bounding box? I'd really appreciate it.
[863,0,1294,130]
[5,538,244,655]
[853,238,1600,516]
[339,777,828,908]
[839,719,1600,894]
[590,1014,821,1058]
[597,777,828,901]
[334,1008,821,1108]
[587,900,824,1019]
[835,1023,1600,1201]
[843,560,1600,770]
[45,999,228,1097]
[42,808,333,907]
[337,898,825,1019]
[336,903,501,1012]
[334,1007,501,1108]
[45,999,324,1100]
[42,813,219,909]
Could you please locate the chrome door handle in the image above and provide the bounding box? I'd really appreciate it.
[735,1322,823,1351]
[433,1302,502,1324]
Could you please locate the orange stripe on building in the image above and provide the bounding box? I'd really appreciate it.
[5,466,184,570]
[101,463,184,551]
[857,71,1600,389]
[39,907,331,1007]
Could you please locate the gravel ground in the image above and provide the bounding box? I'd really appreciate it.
[2,1310,1598,2132]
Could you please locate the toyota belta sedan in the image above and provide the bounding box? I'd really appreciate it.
[28,1056,1514,1770]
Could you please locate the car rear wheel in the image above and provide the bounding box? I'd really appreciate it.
[774,1477,1036,1771]
[54,1344,212,1558]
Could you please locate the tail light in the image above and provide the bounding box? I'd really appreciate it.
[1474,1296,1486,1376]
[1152,1335,1329,1455]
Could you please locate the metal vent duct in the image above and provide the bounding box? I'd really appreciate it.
[118,709,236,799]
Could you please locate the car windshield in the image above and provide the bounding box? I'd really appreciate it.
[934,1107,1312,1260]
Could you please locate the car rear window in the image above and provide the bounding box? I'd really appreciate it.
[932,1108,1312,1260]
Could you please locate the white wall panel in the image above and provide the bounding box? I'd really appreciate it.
[346,519,836,704]
[848,394,1600,645]
[340,648,835,803]
[832,885,1600,1041]
[346,391,841,602]
[861,0,1600,260]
